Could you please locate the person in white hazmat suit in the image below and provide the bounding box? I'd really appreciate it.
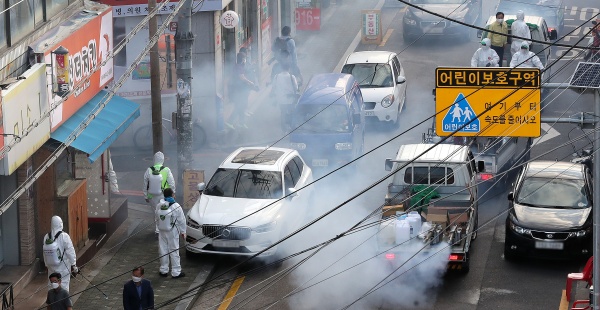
[42,216,77,291]
[510,11,532,57]
[510,42,544,70]
[155,188,187,278]
[143,151,176,233]
[471,38,500,67]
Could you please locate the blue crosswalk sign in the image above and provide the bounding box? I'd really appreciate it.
[441,93,480,133]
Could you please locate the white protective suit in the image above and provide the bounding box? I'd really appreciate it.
[43,216,76,291]
[155,198,186,277]
[143,151,176,233]
[510,43,544,70]
[510,11,532,56]
[471,38,500,67]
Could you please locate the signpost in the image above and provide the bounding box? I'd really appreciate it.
[435,67,542,137]
[361,10,382,45]
[182,169,204,209]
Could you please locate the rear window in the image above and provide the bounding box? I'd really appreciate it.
[404,166,455,185]
[204,168,283,199]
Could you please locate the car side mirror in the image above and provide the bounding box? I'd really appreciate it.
[477,160,485,172]
[385,158,393,171]
[286,187,298,199]
[549,29,557,40]
[197,182,206,192]
[396,76,406,84]
[353,113,361,124]
[507,192,514,201]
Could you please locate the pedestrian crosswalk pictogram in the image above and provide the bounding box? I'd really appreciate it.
[441,93,480,133]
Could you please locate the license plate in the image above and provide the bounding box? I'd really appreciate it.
[213,239,240,248]
[429,27,444,34]
[365,111,375,116]
[535,241,564,250]
[312,159,329,167]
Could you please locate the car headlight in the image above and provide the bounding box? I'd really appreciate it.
[404,18,417,26]
[335,142,353,150]
[253,221,277,233]
[381,95,394,108]
[509,221,531,235]
[290,142,306,150]
[186,215,200,229]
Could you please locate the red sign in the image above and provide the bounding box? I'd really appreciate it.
[295,8,321,31]
[169,21,177,32]
[39,8,114,131]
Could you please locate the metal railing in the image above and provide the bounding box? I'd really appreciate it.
[0,282,13,310]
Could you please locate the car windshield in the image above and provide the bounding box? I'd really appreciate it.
[341,63,394,88]
[292,104,351,133]
[410,0,464,4]
[204,168,283,199]
[516,177,589,208]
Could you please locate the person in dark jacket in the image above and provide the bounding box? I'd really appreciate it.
[123,266,154,310]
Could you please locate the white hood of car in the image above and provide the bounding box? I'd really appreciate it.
[360,87,394,104]
[190,194,283,227]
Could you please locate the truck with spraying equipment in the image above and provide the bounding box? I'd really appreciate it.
[378,143,483,272]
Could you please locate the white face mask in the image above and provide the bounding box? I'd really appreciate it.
[51,282,60,289]
[132,276,142,283]
[497,18,504,23]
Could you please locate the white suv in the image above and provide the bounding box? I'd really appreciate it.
[341,51,407,125]
[185,147,313,257]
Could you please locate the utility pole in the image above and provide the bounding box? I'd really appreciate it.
[175,0,194,183]
[149,0,163,153]
[593,89,599,310]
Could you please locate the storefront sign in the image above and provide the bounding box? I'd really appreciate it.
[220,10,240,29]
[0,64,51,175]
[32,8,114,131]
[295,8,321,31]
[361,10,382,44]
[182,169,204,209]
[101,0,233,16]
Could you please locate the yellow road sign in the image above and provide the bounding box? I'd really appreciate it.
[435,88,541,137]
[435,67,541,137]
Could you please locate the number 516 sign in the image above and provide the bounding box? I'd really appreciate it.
[295,8,320,31]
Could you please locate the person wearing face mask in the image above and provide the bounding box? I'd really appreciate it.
[46,272,72,310]
[156,188,187,278]
[510,42,544,70]
[486,12,509,65]
[510,11,531,57]
[42,216,77,292]
[471,38,500,67]
[123,266,154,310]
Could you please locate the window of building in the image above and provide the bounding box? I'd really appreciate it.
[8,0,35,45]
[34,0,44,28]
[0,1,6,49]
[45,0,67,20]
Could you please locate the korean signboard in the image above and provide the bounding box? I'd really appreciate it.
[101,0,232,17]
[29,7,114,131]
[435,67,541,137]
[361,10,382,44]
[182,169,205,209]
[0,64,51,175]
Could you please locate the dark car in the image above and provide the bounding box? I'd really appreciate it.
[496,0,564,35]
[402,0,481,41]
[504,161,593,260]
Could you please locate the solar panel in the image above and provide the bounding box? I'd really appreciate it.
[569,62,600,89]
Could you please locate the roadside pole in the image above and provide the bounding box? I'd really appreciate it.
[149,0,163,153]
[175,0,194,184]
[594,89,599,310]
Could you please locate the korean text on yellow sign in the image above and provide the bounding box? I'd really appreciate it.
[435,67,541,137]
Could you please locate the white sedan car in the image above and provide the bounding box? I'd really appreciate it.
[185,147,313,257]
[341,51,407,125]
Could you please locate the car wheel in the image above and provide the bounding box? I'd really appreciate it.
[185,248,200,258]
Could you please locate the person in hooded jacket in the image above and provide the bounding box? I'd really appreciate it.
[510,11,532,57]
[510,42,544,70]
[43,216,77,292]
[143,151,176,234]
[155,188,187,278]
[471,38,500,67]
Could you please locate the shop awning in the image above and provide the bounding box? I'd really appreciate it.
[51,90,140,162]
